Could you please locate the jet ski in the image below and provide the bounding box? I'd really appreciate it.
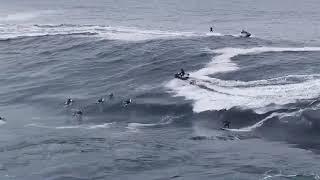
[240,30,251,38]
[174,73,189,80]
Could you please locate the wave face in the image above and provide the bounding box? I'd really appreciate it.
[1,22,320,179]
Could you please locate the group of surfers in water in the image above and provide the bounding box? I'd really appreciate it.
[66,67,232,129]
[65,93,132,117]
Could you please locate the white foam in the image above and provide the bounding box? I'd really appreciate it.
[0,13,38,22]
[25,123,113,130]
[166,47,320,113]
[0,120,6,126]
[127,119,172,129]
[262,171,318,180]
[193,47,320,78]
[127,123,158,129]
[0,11,53,22]
[126,115,175,131]
[0,24,223,41]
[226,111,301,132]
[193,124,224,137]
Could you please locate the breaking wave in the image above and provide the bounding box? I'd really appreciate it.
[166,47,320,113]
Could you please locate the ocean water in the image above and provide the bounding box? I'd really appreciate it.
[1,0,320,179]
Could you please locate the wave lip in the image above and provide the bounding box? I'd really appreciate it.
[166,46,320,113]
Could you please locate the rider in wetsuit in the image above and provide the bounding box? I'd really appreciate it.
[180,68,185,77]
[223,120,231,128]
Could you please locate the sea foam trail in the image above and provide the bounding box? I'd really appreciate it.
[0,120,6,126]
[193,47,320,77]
[226,111,301,132]
[126,116,175,132]
[0,24,222,41]
[25,123,113,130]
[166,47,320,113]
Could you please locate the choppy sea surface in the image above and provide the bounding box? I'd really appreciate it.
[1,0,320,179]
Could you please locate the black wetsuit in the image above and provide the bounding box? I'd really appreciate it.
[74,110,83,116]
[241,30,251,37]
[65,98,72,105]
[180,69,185,77]
[123,99,132,106]
[223,121,231,128]
[210,27,213,32]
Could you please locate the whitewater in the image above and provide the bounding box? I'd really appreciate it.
[1,0,320,180]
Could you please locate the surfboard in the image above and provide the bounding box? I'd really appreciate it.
[220,127,230,131]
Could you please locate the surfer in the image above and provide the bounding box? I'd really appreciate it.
[223,120,231,128]
[210,27,213,32]
[123,98,132,107]
[73,110,83,116]
[73,110,83,123]
[240,30,251,37]
[109,93,114,99]
[65,98,73,106]
[97,97,105,104]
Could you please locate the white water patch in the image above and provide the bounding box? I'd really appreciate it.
[25,122,113,130]
[126,115,176,132]
[193,47,320,78]
[226,110,301,132]
[192,124,223,137]
[192,124,240,140]
[262,171,320,180]
[0,24,222,41]
[0,11,54,22]
[0,12,38,22]
[0,120,6,126]
[166,47,320,113]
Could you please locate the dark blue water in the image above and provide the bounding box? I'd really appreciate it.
[1,1,320,179]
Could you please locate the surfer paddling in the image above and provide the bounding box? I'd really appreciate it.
[65,98,73,106]
[123,98,132,107]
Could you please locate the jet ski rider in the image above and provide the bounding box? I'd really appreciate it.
[179,68,185,77]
